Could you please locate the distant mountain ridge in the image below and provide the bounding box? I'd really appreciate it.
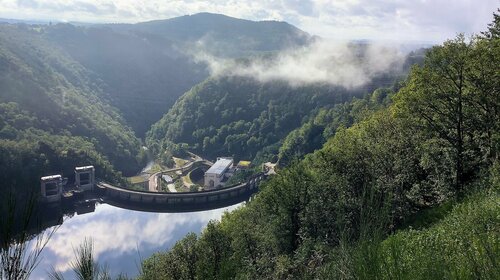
[36,13,313,136]
[106,12,313,57]
[0,12,316,190]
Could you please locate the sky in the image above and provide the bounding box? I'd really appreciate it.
[0,0,498,43]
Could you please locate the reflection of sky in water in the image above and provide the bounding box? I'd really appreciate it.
[30,203,240,279]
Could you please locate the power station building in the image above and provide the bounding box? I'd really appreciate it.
[40,175,63,203]
[204,157,234,189]
[75,165,95,191]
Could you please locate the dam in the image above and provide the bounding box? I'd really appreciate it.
[40,165,266,213]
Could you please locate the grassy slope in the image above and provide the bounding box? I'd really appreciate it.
[324,186,499,280]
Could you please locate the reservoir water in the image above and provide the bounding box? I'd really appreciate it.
[29,202,240,279]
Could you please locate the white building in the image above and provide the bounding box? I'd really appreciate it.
[204,157,234,189]
[40,175,63,203]
[75,165,95,191]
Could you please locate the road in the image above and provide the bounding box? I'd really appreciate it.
[148,175,158,192]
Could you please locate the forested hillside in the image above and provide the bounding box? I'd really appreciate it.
[146,47,417,164]
[0,13,327,204]
[147,77,360,163]
[0,12,317,194]
[140,16,499,279]
[0,24,144,194]
[40,13,312,136]
[43,23,207,136]
[278,86,397,166]
[108,12,313,58]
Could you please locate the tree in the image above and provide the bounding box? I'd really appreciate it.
[395,35,477,194]
[468,27,500,163]
[196,221,233,279]
[481,9,500,39]
[139,233,199,280]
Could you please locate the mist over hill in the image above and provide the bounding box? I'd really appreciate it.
[0,12,425,192]
[0,12,321,190]
[34,13,313,137]
[0,7,498,280]
[146,39,423,164]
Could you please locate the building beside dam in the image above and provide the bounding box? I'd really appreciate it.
[204,157,234,188]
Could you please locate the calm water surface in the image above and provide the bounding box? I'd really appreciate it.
[30,202,240,279]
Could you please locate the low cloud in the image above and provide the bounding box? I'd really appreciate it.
[193,39,406,88]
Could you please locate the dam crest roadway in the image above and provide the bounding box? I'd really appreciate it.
[40,162,268,214]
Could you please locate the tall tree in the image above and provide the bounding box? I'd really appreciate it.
[481,9,500,39]
[196,221,233,279]
[395,32,500,195]
[396,35,472,194]
[469,14,500,163]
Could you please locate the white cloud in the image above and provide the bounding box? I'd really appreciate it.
[0,0,498,42]
[194,39,405,88]
[302,0,499,42]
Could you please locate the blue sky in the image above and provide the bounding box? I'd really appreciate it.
[1,0,498,42]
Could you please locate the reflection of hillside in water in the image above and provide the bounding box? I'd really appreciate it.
[4,189,245,246]
[29,202,240,278]
[0,198,95,248]
[2,167,257,278]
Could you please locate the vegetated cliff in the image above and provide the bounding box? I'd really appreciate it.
[0,24,143,194]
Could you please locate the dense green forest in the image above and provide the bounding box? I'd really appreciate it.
[139,15,499,279]
[146,60,413,165]
[147,77,359,163]
[278,86,397,166]
[0,24,144,194]
[43,23,207,136]
[42,13,311,136]
[0,13,315,195]
[108,12,313,58]
[0,11,498,279]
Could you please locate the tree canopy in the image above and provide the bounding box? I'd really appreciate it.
[140,14,500,279]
